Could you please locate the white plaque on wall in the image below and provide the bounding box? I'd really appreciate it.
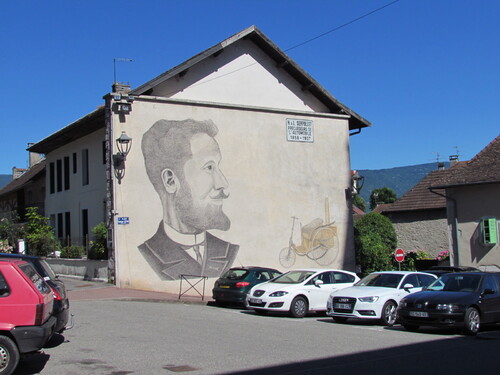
[286,118,313,143]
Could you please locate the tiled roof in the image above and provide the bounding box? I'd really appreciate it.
[0,159,46,196]
[432,135,500,188]
[374,169,448,213]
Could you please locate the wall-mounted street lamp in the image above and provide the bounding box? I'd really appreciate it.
[346,170,365,200]
[113,131,132,183]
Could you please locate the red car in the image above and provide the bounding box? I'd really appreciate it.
[0,259,56,375]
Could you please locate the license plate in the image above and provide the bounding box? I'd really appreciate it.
[220,285,230,289]
[409,311,429,318]
[334,303,352,309]
[250,298,262,304]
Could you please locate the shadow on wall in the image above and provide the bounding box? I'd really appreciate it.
[470,224,496,265]
[46,258,108,281]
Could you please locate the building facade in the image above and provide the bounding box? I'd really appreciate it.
[29,26,370,293]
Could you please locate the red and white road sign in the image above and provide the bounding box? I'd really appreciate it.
[395,248,405,263]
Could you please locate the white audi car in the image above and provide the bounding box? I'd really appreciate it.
[326,271,437,326]
[246,269,359,318]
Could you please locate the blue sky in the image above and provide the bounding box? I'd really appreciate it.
[1,0,498,174]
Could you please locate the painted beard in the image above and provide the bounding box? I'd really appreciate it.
[175,186,231,233]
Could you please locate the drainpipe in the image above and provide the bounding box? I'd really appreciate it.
[429,188,460,266]
[349,128,362,136]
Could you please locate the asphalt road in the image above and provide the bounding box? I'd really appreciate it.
[12,293,500,375]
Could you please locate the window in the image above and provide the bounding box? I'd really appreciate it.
[0,272,10,297]
[310,272,333,285]
[401,274,420,288]
[64,156,70,190]
[57,213,63,239]
[65,212,71,244]
[49,162,55,194]
[334,272,356,284]
[418,274,436,288]
[72,153,77,174]
[82,149,89,186]
[482,275,497,293]
[102,141,106,164]
[82,209,89,247]
[56,159,62,192]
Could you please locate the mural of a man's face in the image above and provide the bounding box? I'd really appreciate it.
[175,132,231,233]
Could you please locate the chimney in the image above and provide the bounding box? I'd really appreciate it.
[12,167,26,180]
[112,82,131,94]
[449,155,459,167]
[27,143,43,167]
[437,162,445,170]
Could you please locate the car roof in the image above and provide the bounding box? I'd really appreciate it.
[285,269,354,273]
[229,266,280,271]
[370,271,433,275]
[0,253,43,261]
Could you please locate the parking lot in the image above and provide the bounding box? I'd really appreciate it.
[12,278,500,375]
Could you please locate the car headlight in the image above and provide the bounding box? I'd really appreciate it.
[358,296,379,303]
[436,303,460,311]
[269,291,288,297]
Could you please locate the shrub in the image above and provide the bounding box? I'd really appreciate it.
[61,245,85,259]
[88,222,108,260]
[354,212,397,276]
[24,207,61,257]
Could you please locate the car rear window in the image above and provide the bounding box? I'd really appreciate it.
[0,271,10,297]
[19,263,52,295]
[39,259,57,280]
[221,269,249,280]
[271,271,315,284]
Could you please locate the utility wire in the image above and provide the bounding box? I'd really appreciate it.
[285,0,402,52]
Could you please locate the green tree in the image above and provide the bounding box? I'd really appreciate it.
[352,195,366,212]
[369,187,397,210]
[88,222,108,260]
[25,207,60,256]
[354,212,397,276]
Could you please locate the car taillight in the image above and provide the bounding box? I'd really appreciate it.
[51,287,62,301]
[235,281,250,288]
[35,303,44,325]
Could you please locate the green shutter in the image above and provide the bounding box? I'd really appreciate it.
[482,218,498,245]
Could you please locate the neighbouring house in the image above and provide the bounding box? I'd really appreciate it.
[373,165,451,258]
[0,156,46,223]
[430,135,500,268]
[28,26,370,293]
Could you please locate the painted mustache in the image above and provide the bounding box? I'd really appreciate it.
[211,190,229,199]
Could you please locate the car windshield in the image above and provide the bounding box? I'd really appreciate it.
[427,274,481,292]
[221,269,249,280]
[271,271,315,284]
[355,273,403,288]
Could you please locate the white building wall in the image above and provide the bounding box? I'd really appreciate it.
[112,99,353,292]
[45,129,106,246]
[153,40,330,113]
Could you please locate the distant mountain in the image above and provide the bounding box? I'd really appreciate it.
[357,162,448,204]
[0,174,10,190]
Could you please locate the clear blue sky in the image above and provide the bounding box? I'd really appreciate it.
[1,0,498,174]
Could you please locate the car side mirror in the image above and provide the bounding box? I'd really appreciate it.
[314,280,324,287]
[403,283,415,291]
[483,288,495,295]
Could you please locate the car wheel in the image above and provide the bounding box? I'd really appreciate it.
[290,297,308,318]
[333,317,348,323]
[464,307,480,335]
[403,324,419,332]
[0,335,20,375]
[381,301,397,326]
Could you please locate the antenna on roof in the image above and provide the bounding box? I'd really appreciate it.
[113,58,133,84]
[453,146,460,158]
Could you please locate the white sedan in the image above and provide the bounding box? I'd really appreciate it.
[246,269,359,318]
[326,271,437,326]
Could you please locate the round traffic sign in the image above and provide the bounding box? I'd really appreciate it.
[395,248,405,263]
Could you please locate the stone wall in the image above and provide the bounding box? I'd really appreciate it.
[386,209,449,257]
[46,258,108,282]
